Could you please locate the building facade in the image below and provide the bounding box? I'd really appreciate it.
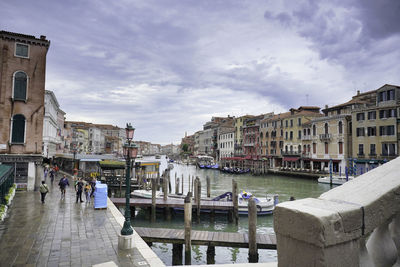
[0,30,50,190]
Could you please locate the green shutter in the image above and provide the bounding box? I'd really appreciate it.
[11,114,25,143]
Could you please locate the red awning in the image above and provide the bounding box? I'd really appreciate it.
[244,155,252,159]
[283,157,299,162]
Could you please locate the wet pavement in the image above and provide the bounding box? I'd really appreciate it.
[0,174,152,267]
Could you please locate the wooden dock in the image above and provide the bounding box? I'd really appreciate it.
[110,197,233,211]
[134,227,277,249]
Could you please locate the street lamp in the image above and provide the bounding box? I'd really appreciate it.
[121,123,138,236]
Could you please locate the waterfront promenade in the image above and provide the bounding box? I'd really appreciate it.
[0,174,164,267]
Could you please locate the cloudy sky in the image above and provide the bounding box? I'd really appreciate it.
[2,0,400,144]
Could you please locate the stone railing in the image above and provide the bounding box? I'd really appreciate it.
[274,156,400,266]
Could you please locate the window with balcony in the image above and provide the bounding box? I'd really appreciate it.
[324,142,328,154]
[356,113,365,121]
[368,111,376,120]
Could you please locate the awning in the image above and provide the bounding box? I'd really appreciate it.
[244,155,252,159]
[283,157,299,162]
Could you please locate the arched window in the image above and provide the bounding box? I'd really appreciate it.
[11,114,26,143]
[13,71,28,100]
[312,125,316,136]
[324,123,329,134]
[260,132,263,139]
[338,121,343,134]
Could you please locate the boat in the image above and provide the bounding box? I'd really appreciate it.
[212,191,277,215]
[221,167,250,174]
[317,175,355,185]
[131,189,162,199]
[136,154,144,159]
[155,154,161,159]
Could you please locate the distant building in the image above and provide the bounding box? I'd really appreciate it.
[0,30,50,190]
[43,90,63,159]
[181,132,195,154]
[218,127,235,160]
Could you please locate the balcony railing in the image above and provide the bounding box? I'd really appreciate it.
[281,151,301,156]
[357,153,365,158]
[319,133,332,141]
[274,156,400,266]
[301,135,312,141]
[243,143,255,147]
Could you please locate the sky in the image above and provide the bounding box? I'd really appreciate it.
[1,0,400,144]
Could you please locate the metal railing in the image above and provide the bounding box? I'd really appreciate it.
[0,165,14,205]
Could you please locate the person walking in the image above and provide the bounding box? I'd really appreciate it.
[58,175,69,199]
[39,181,49,204]
[84,182,92,203]
[75,178,84,203]
[89,177,96,198]
[49,168,55,184]
[44,167,48,181]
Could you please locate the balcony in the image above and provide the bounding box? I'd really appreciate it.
[281,151,301,156]
[369,153,377,157]
[243,143,255,147]
[319,133,332,141]
[357,153,365,158]
[301,135,312,141]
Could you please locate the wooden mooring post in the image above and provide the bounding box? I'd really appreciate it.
[188,175,191,194]
[196,177,201,221]
[151,179,156,222]
[191,175,194,193]
[206,245,215,264]
[184,192,192,265]
[248,197,258,262]
[181,174,184,195]
[175,177,180,195]
[232,179,239,225]
[172,243,183,265]
[163,170,171,220]
[206,176,210,198]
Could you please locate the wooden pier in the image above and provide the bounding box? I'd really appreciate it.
[110,197,233,212]
[134,227,277,249]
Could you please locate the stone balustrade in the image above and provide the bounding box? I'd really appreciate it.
[274,156,400,266]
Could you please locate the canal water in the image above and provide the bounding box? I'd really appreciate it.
[131,156,332,265]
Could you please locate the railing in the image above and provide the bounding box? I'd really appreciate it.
[274,156,400,266]
[319,133,332,141]
[301,135,312,141]
[0,165,14,205]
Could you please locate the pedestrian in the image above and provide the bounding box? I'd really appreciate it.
[39,181,49,203]
[75,178,84,203]
[49,168,55,184]
[44,167,48,181]
[58,175,69,199]
[90,177,96,198]
[84,182,91,203]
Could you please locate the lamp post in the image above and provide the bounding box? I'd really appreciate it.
[121,123,138,236]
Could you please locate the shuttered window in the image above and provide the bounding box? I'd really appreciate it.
[13,71,27,100]
[11,114,25,143]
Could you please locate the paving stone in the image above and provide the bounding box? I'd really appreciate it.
[0,174,151,266]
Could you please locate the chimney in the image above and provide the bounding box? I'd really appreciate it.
[325,105,328,109]
[40,35,46,40]
[357,90,360,95]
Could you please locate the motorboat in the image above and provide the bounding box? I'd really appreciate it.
[155,154,161,159]
[212,191,277,215]
[317,175,355,185]
[131,189,162,199]
[221,167,250,174]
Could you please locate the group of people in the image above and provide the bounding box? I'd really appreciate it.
[39,164,97,204]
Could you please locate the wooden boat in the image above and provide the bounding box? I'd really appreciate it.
[317,175,355,185]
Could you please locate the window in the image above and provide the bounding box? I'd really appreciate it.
[285,132,288,140]
[298,118,301,126]
[313,143,316,154]
[356,113,365,121]
[324,123,329,134]
[15,43,29,58]
[382,143,397,156]
[13,71,28,100]
[339,142,343,154]
[356,127,365,137]
[367,127,376,136]
[368,111,376,120]
[379,125,395,136]
[298,130,301,139]
[11,114,26,143]
[290,131,293,140]
[285,120,288,127]
[358,144,364,155]
[379,109,397,119]
[312,125,316,136]
[290,119,293,127]
[324,142,328,154]
[370,144,376,156]
[280,129,283,136]
[338,121,343,134]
